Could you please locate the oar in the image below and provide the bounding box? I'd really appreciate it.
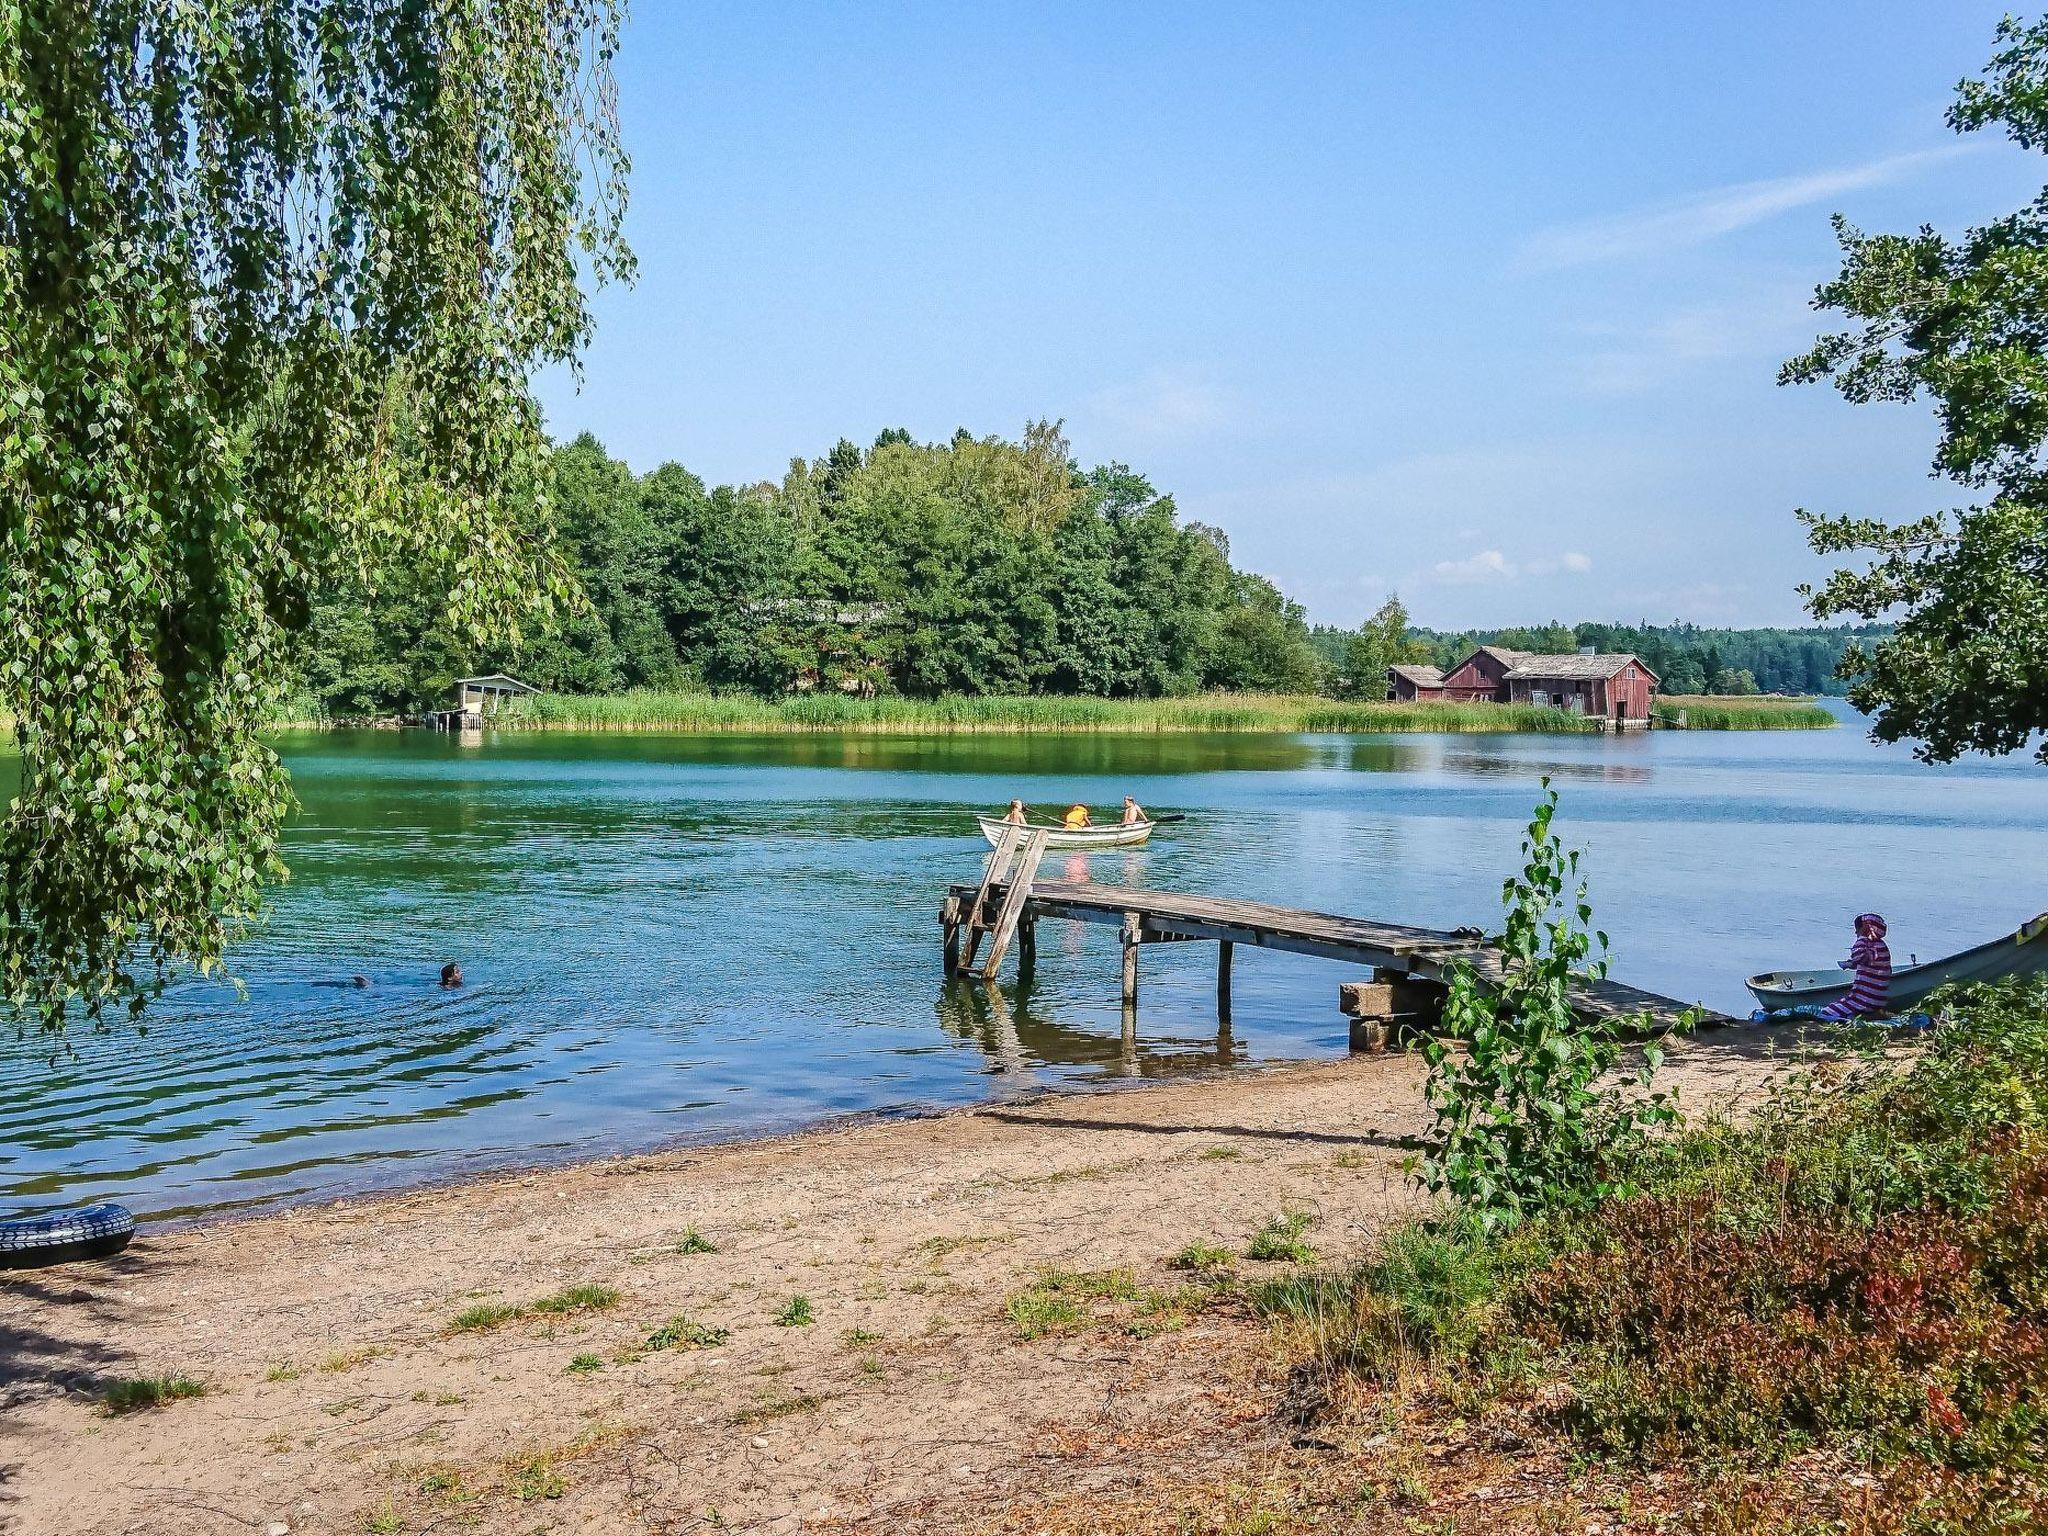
[1148,813,1187,824]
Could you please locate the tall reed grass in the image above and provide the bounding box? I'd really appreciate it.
[1650,694,1835,730]
[498,690,1605,735]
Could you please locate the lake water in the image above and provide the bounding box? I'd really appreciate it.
[2,706,2041,1222]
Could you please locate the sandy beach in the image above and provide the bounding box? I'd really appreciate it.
[0,1028,1820,1536]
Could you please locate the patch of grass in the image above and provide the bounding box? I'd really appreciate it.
[448,1282,619,1335]
[321,1346,386,1374]
[448,1301,522,1334]
[101,1374,207,1414]
[1198,1145,1244,1161]
[364,1504,404,1534]
[774,1295,815,1327]
[1652,694,1835,730]
[645,1314,729,1351]
[415,1465,465,1497]
[1246,1211,1317,1264]
[1005,1268,1144,1340]
[505,690,1615,737]
[674,1227,717,1255]
[1126,1285,1215,1338]
[530,1282,621,1316]
[411,1388,465,1406]
[265,1361,301,1382]
[840,1327,883,1348]
[918,1231,1014,1258]
[732,1390,826,1426]
[857,1355,885,1379]
[566,1353,605,1374]
[508,1452,567,1502]
[1169,1241,1237,1277]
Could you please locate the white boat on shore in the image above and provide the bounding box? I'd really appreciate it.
[976,815,1154,850]
[1745,910,2048,1012]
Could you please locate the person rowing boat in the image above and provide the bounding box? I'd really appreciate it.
[1120,795,1146,827]
[1062,803,1091,830]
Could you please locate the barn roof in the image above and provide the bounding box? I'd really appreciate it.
[1503,652,1658,682]
[453,673,539,694]
[1387,664,1444,686]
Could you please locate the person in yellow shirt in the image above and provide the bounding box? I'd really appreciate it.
[1062,803,1091,830]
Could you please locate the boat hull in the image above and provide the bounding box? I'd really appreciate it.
[977,816,1153,850]
[1746,912,2048,1012]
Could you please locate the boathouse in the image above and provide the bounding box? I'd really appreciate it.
[428,673,539,728]
[1388,646,1658,724]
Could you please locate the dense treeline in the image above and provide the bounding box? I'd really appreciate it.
[293,419,1879,717]
[1309,619,1882,697]
[295,423,1325,715]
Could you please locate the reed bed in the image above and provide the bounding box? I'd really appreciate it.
[1651,694,1836,730]
[496,690,1605,735]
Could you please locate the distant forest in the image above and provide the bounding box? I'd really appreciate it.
[293,422,1877,715]
[1310,622,1885,697]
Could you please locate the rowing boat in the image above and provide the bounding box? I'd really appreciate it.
[977,815,1153,850]
[1746,911,2048,1012]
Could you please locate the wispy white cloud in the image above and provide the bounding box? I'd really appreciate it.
[1514,145,1972,272]
[1431,548,1516,584]
[1085,368,1233,440]
[1565,286,1820,394]
[1425,548,1591,585]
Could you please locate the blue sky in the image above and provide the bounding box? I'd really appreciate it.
[533,2,2041,630]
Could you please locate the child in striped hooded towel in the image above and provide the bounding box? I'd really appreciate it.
[1820,913,1891,1021]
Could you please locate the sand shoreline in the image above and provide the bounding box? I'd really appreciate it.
[147,1054,1335,1233]
[0,1027,1822,1536]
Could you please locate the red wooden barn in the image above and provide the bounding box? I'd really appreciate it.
[1387,646,1658,724]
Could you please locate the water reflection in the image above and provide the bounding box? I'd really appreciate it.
[933,978,1243,1081]
[2,714,2040,1221]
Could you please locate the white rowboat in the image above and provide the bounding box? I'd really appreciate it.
[1746,910,2048,1012]
[977,815,1153,850]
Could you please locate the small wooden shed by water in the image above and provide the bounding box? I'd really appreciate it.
[429,673,538,728]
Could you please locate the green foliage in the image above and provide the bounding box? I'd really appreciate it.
[0,1,631,1027]
[529,1282,619,1317]
[447,1282,617,1333]
[1284,980,2048,1534]
[1782,17,2048,762]
[1419,782,1685,1229]
[1169,1241,1238,1277]
[1333,596,1433,698]
[774,1295,814,1328]
[503,689,1606,735]
[1652,695,1837,730]
[644,1315,728,1351]
[293,425,1330,717]
[1245,1211,1318,1263]
[1004,1268,1143,1339]
[100,1373,207,1414]
[448,1302,521,1334]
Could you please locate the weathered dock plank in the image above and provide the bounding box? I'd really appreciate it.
[944,878,1730,1030]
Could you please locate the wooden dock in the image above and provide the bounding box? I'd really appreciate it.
[941,846,1726,1038]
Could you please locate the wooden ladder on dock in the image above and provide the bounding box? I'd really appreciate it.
[943,825,1049,982]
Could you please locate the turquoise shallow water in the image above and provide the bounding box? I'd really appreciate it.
[2,706,2041,1221]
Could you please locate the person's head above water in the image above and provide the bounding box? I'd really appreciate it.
[440,962,464,988]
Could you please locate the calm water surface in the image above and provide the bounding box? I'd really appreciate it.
[3,707,2041,1221]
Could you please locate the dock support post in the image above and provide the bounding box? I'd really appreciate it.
[1018,913,1036,980]
[1216,939,1234,1018]
[1120,912,1141,1008]
[941,895,962,976]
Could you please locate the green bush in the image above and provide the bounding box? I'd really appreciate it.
[1419,782,1687,1228]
